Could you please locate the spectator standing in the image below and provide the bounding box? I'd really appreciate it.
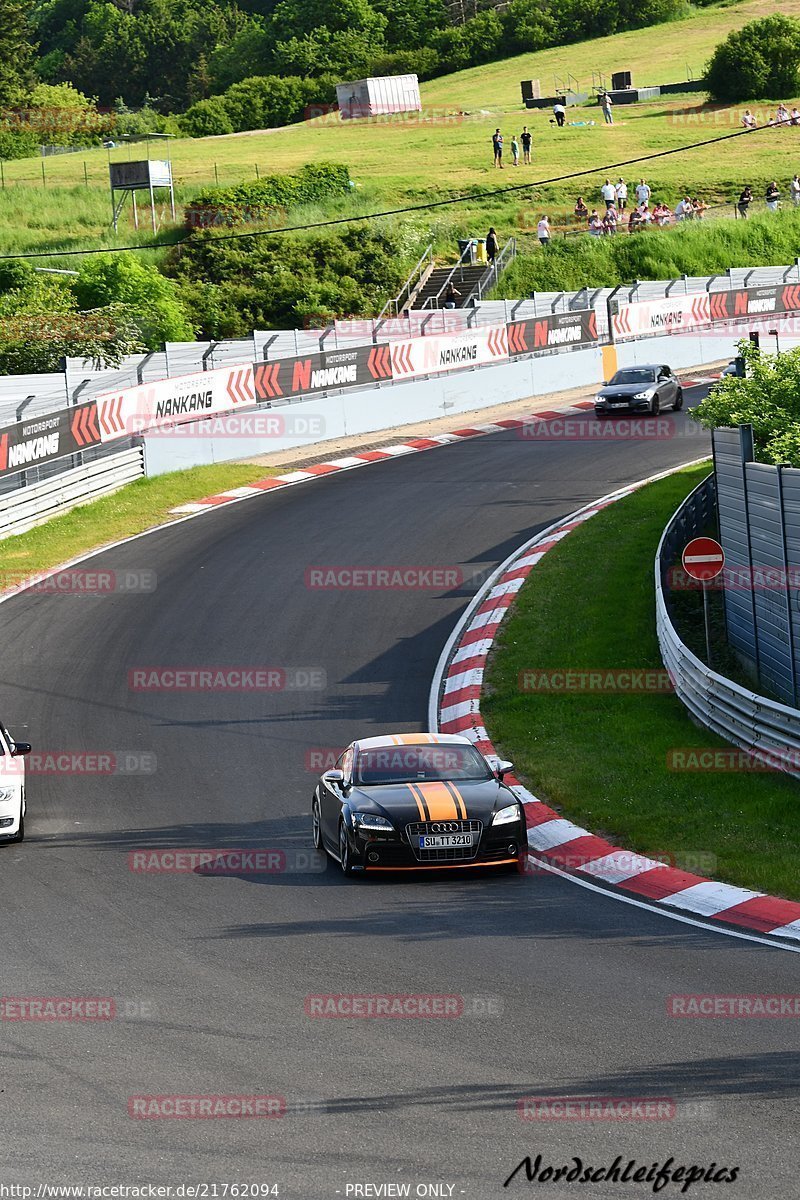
[599,92,614,124]
[635,179,651,206]
[492,129,504,168]
[692,197,708,219]
[615,178,628,210]
[588,210,604,237]
[520,126,532,164]
[511,134,520,165]
[791,175,800,206]
[486,226,499,263]
[553,101,566,127]
[737,185,752,218]
[601,178,617,208]
[537,215,551,246]
[574,196,588,222]
[766,181,780,211]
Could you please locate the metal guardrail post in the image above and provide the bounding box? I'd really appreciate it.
[261,334,279,360]
[15,395,35,422]
[136,353,155,385]
[776,464,798,706]
[202,342,219,372]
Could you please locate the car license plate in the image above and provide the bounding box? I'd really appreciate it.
[609,402,629,408]
[419,834,475,848]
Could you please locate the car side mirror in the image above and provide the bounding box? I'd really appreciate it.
[12,742,31,756]
[495,760,513,780]
[323,768,345,788]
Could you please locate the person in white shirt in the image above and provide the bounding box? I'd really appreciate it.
[553,102,566,127]
[601,178,617,208]
[615,178,628,210]
[791,175,800,206]
[537,216,551,246]
[674,197,689,222]
[741,110,757,130]
[635,179,651,205]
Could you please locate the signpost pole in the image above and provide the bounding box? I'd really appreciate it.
[702,579,712,666]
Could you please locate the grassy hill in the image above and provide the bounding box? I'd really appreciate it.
[2,0,800,263]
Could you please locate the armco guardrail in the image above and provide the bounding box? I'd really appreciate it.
[0,446,144,540]
[656,473,800,779]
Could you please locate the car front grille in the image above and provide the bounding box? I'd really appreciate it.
[405,819,483,862]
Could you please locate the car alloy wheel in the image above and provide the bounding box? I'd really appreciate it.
[311,797,324,852]
[339,821,355,876]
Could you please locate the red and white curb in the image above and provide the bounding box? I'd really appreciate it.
[430,468,800,949]
[167,403,599,515]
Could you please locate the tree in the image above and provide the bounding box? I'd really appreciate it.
[73,254,194,348]
[705,15,800,102]
[691,339,800,466]
[0,0,37,108]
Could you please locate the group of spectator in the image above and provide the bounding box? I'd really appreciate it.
[741,105,800,130]
[492,127,532,167]
[736,178,800,216]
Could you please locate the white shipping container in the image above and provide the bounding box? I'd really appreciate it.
[336,75,421,120]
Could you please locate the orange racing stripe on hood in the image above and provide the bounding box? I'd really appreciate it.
[414,781,460,821]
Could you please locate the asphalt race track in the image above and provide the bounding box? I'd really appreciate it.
[1,387,797,1197]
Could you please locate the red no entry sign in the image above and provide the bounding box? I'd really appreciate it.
[682,536,725,582]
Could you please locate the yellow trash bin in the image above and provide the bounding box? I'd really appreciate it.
[474,238,488,263]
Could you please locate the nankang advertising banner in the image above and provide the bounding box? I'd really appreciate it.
[507,309,597,355]
[612,283,800,341]
[389,325,508,381]
[0,401,102,478]
[94,363,255,441]
[254,344,390,402]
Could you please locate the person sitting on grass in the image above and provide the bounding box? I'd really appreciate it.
[637,202,653,226]
[741,110,757,130]
[653,202,671,226]
[603,204,618,234]
[628,207,642,232]
[574,196,588,222]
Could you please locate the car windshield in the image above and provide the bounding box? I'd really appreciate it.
[610,368,657,385]
[354,744,494,785]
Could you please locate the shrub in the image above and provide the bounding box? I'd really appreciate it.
[184,162,352,228]
[705,15,800,102]
[73,254,194,348]
[179,96,235,137]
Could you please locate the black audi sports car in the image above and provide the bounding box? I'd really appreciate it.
[311,733,527,875]
[594,364,682,416]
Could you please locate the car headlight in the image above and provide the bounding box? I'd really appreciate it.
[595,394,607,403]
[492,804,521,826]
[352,813,394,833]
[0,787,16,803]
[633,390,652,399]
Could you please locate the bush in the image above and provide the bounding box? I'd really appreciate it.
[367,48,440,80]
[691,340,800,466]
[168,223,423,334]
[184,162,352,228]
[73,254,194,348]
[705,15,800,102]
[179,96,235,137]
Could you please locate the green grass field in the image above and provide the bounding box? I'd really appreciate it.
[3,0,800,265]
[482,464,800,901]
